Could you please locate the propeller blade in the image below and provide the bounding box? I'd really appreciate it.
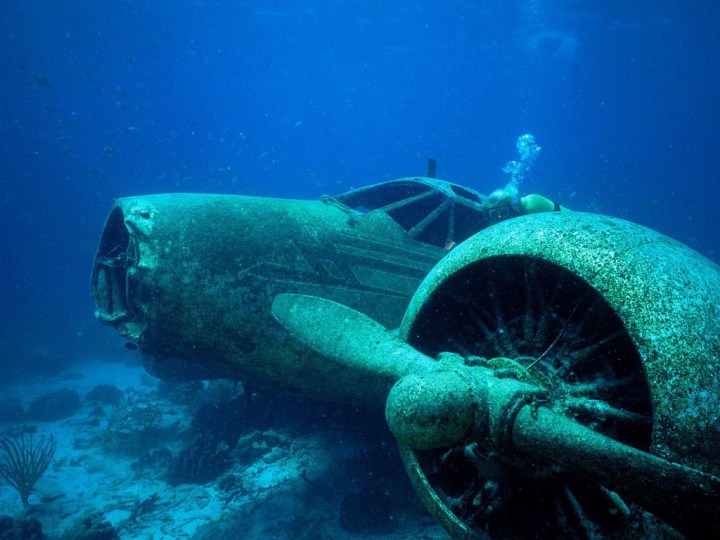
[271,293,436,399]
[513,400,720,538]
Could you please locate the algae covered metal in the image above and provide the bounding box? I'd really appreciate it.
[271,212,720,538]
[91,179,720,538]
[90,178,487,402]
[395,211,720,538]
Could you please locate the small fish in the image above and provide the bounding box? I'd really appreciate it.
[16,63,52,89]
[33,73,53,90]
[124,342,138,350]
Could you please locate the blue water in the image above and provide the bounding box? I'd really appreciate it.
[2,1,719,359]
[1,1,719,536]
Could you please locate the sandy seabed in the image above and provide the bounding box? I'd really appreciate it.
[0,359,447,539]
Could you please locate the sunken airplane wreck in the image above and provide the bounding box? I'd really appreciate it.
[91,177,720,539]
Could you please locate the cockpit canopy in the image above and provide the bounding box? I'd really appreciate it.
[329,177,489,248]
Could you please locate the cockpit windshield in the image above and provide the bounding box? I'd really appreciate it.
[327,177,489,248]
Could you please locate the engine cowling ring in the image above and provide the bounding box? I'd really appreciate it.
[398,212,720,538]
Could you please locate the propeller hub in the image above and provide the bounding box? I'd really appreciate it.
[385,370,486,450]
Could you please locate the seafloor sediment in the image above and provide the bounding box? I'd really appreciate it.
[0,359,446,539]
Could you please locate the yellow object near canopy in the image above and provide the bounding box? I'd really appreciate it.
[520,193,565,213]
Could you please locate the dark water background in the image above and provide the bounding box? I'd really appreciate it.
[1,0,718,375]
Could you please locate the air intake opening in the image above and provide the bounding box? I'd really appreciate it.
[90,206,133,323]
